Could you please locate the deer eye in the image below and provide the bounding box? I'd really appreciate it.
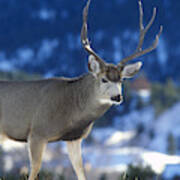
[102,78,108,83]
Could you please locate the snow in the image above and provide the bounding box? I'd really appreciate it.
[150,102,180,153]
[2,139,180,175]
[0,61,14,71]
[16,48,34,66]
[1,139,26,151]
[105,130,136,146]
[33,9,56,21]
[157,37,168,66]
[82,146,135,172]
[142,151,180,174]
[4,155,14,172]
[0,53,15,71]
[113,106,155,131]
[113,37,122,62]
[37,39,59,62]
[155,103,180,135]
[138,89,151,98]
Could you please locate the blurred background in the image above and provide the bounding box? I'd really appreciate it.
[0,0,180,179]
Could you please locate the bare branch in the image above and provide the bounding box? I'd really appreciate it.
[118,0,162,66]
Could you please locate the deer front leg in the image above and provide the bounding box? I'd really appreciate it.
[28,136,47,180]
[66,139,86,180]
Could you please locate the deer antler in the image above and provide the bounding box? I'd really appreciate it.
[118,0,163,67]
[81,0,106,67]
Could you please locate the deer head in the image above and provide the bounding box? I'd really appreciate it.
[81,0,162,105]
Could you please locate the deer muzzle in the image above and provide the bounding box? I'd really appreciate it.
[111,94,123,103]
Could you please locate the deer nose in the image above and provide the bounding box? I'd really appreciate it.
[111,94,122,102]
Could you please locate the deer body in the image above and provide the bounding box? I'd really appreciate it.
[0,0,162,179]
[0,74,111,143]
[0,72,122,180]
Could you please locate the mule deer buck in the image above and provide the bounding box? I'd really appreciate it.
[0,0,162,179]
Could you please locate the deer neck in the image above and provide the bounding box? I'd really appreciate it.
[59,73,111,141]
[68,73,111,121]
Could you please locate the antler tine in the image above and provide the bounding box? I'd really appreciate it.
[137,1,157,52]
[81,0,106,66]
[118,0,163,66]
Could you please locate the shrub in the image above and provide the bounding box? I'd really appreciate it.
[119,164,156,180]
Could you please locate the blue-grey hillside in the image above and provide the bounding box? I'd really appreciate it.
[0,0,178,82]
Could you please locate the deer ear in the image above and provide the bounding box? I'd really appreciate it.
[88,55,101,76]
[121,62,142,78]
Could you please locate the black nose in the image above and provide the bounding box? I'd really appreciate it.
[111,94,122,102]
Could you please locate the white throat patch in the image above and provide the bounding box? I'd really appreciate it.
[99,99,122,106]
